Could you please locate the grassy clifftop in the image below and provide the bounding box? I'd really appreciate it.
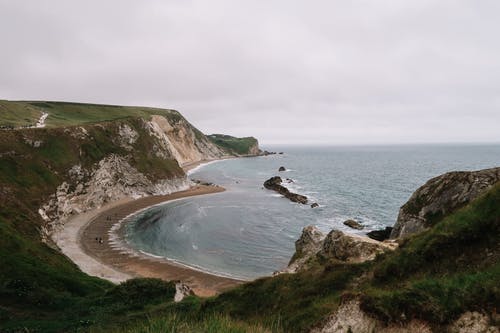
[0,100,180,128]
[208,134,259,156]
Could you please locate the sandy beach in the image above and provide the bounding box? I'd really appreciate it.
[54,184,244,297]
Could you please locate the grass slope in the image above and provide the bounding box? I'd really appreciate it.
[0,100,180,128]
[0,118,184,332]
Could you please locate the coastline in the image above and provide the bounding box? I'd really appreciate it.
[182,156,235,174]
[54,184,244,297]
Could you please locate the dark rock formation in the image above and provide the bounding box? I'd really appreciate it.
[260,150,276,156]
[343,219,364,230]
[391,167,500,238]
[279,166,286,172]
[367,227,393,241]
[285,178,294,183]
[264,176,308,204]
[191,179,214,186]
[311,203,319,208]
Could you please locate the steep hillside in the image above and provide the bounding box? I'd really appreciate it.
[0,101,263,332]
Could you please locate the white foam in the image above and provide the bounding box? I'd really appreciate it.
[187,160,223,175]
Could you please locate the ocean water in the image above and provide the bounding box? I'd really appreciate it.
[124,144,500,280]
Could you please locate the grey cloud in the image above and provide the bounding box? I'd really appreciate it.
[1,0,499,144]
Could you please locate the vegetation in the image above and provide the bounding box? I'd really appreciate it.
[0,100,180,128]
[360,183,500,324]
[208,134,258,155]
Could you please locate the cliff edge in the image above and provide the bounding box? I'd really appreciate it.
[391,167,500,238]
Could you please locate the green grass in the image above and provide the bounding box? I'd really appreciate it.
[90,313,274,333]
[0,100,180,128]
[208,134,258,155]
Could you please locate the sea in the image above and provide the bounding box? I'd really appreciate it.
[123,144,500,280]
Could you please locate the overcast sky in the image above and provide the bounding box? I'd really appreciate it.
[1,1,499,144]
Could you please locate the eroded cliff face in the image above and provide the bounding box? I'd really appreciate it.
[38,154,190,238]
[391,167,500,238]
[146,114,226,166]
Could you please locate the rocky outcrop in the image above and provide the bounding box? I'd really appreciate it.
[391,167,500,238]
[449,311,500,333]
[310,299,500,333]
[343,219,364,230]
[280,226,397,274]
[264,176,308,204]
[282,226,325,273]
[319,230,396,263]
[174,282,195,302]
[310,299,433,333]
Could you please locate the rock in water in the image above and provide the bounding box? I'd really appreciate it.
[343,219,364,230]
[264,176,308,204]
[391,167,500,238]
[279,166,286,172]
[311,203,319,208]
[366,227,393,241]
[264,176,283,189]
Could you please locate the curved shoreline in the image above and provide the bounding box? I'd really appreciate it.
[57,185,244,297]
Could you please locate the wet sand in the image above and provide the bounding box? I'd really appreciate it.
[79,185,244,296]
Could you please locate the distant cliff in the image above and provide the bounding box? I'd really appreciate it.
[207,134,260,156]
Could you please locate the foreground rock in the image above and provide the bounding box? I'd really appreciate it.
[283,226,325,273]
[319,230,396,263]
[280,226,397,274]
[343,219,364,230]
[310,299,499,333]
[366,227,393,241]
[264,176,308,204]
[391,167,500,238]
[174,282,194,302]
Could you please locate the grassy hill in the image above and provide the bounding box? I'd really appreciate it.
[0,100,180,128]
